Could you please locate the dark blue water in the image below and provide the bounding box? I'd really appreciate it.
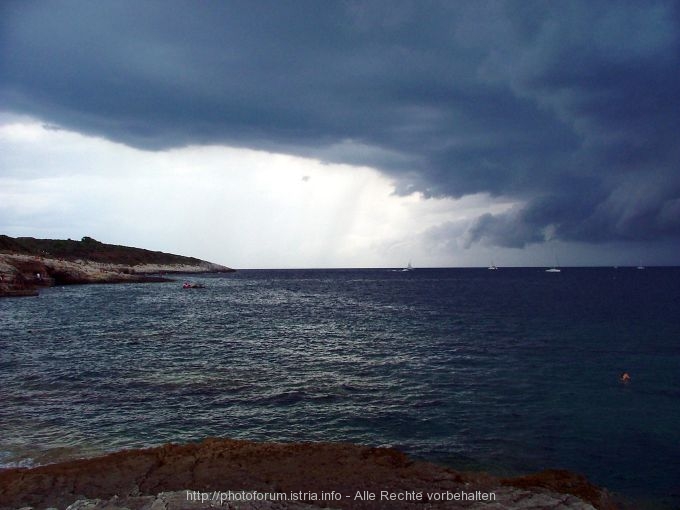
[1,268,679,507]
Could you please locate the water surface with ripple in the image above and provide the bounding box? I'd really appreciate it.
[1,268,679,507]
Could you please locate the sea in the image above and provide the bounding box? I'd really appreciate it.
[1,267,679,508]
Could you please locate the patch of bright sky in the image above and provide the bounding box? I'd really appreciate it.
[0,114,522,268]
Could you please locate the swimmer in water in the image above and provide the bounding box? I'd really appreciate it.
[620,372,631,383]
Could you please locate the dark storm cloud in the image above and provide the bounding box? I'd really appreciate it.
[2,0,679,249]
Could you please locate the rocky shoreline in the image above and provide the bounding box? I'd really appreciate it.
[0,438,622,510]
[0,253,232,297]
[0,236,234,297]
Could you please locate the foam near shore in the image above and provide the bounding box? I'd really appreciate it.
[0,438,620,510]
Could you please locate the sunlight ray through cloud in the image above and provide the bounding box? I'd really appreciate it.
[0,116,517,268]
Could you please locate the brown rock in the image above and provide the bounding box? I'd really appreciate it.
[0,438,618,510]
[501,470,621,510]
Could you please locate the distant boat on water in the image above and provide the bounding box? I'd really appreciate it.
[183,282,205,289]
[402,261,414,272]
[546,246,561,273]
[487,261,498,270]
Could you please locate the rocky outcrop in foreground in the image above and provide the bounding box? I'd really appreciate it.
[0,235,233,297]
[0,438,621,510]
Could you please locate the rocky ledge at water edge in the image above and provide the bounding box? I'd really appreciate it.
[0,438,624,510]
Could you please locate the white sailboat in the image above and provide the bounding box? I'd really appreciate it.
[487,261,498,270]
[402,261,414,272]
[546,248,561,272]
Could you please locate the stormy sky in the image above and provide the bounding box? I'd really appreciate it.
[1,1,679,267]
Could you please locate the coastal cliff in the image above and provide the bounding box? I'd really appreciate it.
[0,438,620,510]
[0,235,234,297]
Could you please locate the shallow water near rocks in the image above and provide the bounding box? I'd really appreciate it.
[1,267,679,508]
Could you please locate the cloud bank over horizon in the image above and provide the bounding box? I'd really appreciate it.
[3,116,529,268]
[1,1,679,265]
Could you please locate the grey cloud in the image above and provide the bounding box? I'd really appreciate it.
[464,208,545,249]
[2,0,679,252]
